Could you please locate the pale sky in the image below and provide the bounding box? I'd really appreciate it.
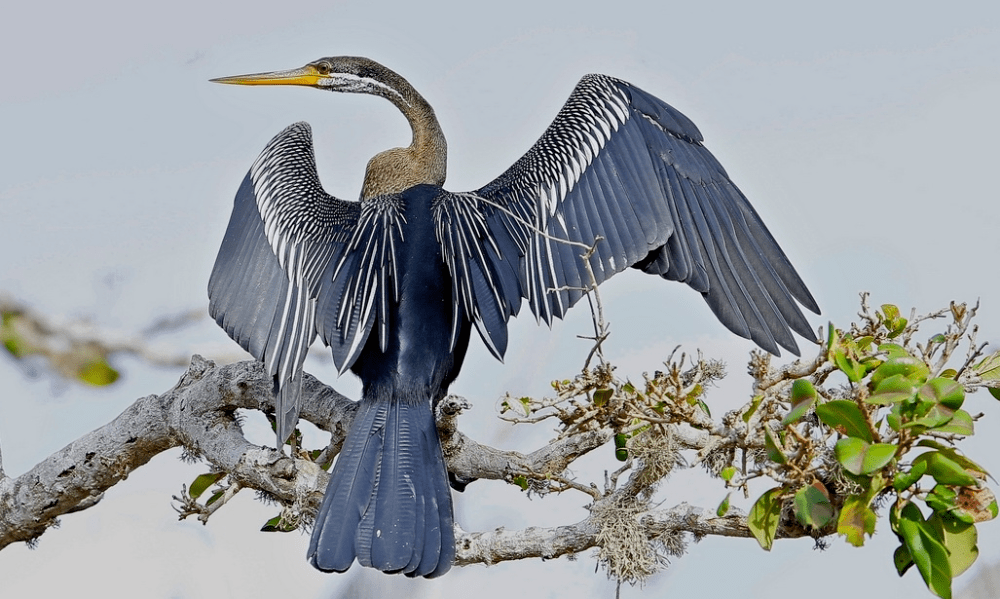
[2,1,999,597]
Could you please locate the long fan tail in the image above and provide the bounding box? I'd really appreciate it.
[307,396,455,578]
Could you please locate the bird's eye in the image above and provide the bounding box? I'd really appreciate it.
[314,63,331,75]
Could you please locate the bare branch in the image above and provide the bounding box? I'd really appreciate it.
[0,357,348,549]
[454,502,805,566]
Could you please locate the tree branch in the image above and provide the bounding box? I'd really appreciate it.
[0,355,789,561]
[453,500,802,566]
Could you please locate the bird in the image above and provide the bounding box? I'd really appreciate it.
[207,56,820,578]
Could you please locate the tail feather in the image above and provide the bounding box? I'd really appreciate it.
[401,484,427,575]
[308,396,454,578]
[425,417,454,578]
[366,398,416,572]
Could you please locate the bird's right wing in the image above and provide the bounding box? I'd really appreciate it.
[209,122,383,444]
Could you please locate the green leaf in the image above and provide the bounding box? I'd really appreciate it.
[816,400,873,442]
[930,515,978,577]
[205,490,224,507]
[1,315,26,357]
[902,401,956,432]
[309,449,334,471]
[793,481,834,529]
[888,319,909,338]
[919,378,965,410]
[1,336,22,357]
[835,438,897,476]
[512,475,529,490]
[686,384,704,404]
[898,503,953,599]
[189,472,225,500]
[882,304,901,321]
[743,394,764,424]
[695,398,711,417]
[592,388,613,406]
[894,543,914,576]
[989,388,1000,401]
[870,355,930,388]
[833,333,873,382]
[925,484,959,515]
[781,379,818,426]
[932,409,974,436]
[893,380,961,432]
[972,350,1000,385]
[867,373,918,405]
[614,433,629,462]
[913,452,978,487]
[855,335,875,352]
[764,427,787,464]
[716,493,731,517]
[748,487,784,551]
[261,515,296,533]
[834,347,866,383]
[915,440,990,477]
[880,304,909,338]
[719,466,737,482]
[887,405,902,431]
[935,472,996,524]
[78,358,120,386]
[894,459,929,492]
[879,343,909,359]
[838,494,877,546]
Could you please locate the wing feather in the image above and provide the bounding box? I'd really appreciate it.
[209,122,402,445]
[465,74,818,356]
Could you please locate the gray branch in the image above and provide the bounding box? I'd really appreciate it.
[455,503,760,566]
[0,355,811,564]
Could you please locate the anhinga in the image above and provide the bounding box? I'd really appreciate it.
[208,56,820,578]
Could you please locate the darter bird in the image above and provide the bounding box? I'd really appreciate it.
[207,56,820,578]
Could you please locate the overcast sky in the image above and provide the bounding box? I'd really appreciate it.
[2,1,999,597]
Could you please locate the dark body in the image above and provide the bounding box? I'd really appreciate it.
[309,185,469,576]
[350,186,471,396]
[208,56,820,579]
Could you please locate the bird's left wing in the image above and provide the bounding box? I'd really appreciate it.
[208,122,364,444]
[463,74,819,356]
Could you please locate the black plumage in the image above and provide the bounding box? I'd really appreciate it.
[207,57,820,578]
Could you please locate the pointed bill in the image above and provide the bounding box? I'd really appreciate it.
[211,65,323,87]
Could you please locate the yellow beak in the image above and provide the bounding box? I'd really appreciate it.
[210,65,323,87]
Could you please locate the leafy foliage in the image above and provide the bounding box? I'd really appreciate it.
[490,295,1000,594]
[732,298,999,598]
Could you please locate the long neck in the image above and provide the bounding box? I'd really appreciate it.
[361,70,447,199]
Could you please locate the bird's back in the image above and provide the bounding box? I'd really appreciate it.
[349,184,472,399]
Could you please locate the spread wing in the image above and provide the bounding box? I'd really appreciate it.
[208,122,401,444]
[460,74,819,356]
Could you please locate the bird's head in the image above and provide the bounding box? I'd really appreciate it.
[211,56,410,106]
